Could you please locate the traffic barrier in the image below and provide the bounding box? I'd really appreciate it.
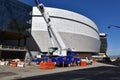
[5,61,9,66]
[80,61,87,66]
[0,61,5,65]
[39,62,55,69]
[49,62,55,69]
[39,62,45,69]
[10,62,17,67]
[17,62,25,67]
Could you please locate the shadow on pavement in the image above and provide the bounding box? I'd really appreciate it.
[98,57,120,67]
[99,61,120,67]
[18,66,120,80]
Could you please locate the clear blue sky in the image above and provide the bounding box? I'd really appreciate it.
[19,0,120,56]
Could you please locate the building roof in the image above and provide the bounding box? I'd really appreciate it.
[99,33,107,37]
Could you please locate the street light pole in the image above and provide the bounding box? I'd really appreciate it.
[108,25,120,57]
[108,25,120,28]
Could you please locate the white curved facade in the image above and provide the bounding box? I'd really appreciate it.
[28,7,100,53]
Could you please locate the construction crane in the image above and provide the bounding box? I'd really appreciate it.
[34,0,67,56]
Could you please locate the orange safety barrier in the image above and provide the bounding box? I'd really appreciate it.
[10,62,17,67]
[39,62,55,69]
[80,61,87,66]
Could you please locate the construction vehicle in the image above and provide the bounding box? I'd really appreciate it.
[33,0,83,67]
[34,0,67,56]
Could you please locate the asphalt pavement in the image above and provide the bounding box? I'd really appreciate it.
[0,62,120,80]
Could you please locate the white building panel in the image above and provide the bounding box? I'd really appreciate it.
[30,7,100,53]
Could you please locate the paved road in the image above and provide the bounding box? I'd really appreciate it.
[0,62,120,80]
[20,66,120,80]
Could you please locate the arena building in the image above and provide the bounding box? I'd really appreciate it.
[27,7,101,58]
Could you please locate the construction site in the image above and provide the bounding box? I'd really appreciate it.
[0,0,108,70]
